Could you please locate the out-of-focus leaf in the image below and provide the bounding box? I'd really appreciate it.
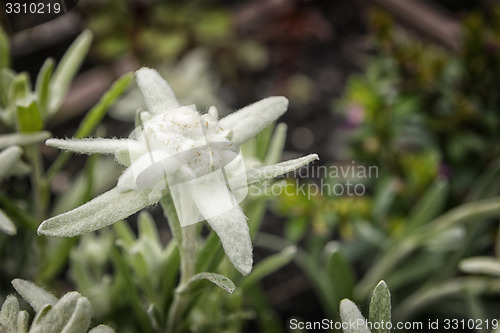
[0,208,16,235]
[406,178,448,230]
[35,58,54,119]
[0,26,9,70]
[255,124,274,161]
[112,220,136,247]
[49,30,92,113]
[0,194,38,231]
[264,123,287,165]
[12,279,58,313]
[110,247,153,331]
[369,281,391,333]
[138,211,160,243]
[467,157,500,201]
[46,73,133,181]
[178,272,236,294]
[0,145,22,180]
[16,98,42,133]
[241,246,296,290]
[8,73,30,108]
[372,178,397,221]
[38,238,79,284]
[325,242,356,302]
[75,72,133,138]
[459,257,500,277]
[0,68,15,106]
[285,216,308,243]
[196,230,225,273]
[0,131,50,149]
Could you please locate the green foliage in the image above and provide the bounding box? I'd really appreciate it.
[271,4,500,329]
[0,279,114,333]
[340,281,392,333]
[0,30,92,130]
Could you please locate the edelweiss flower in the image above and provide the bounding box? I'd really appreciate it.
[38,68,318,275]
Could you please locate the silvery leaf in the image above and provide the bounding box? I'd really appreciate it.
[219,96,288,145]
[38,187,155,237]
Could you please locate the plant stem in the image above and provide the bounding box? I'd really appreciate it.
[160,195,197,333]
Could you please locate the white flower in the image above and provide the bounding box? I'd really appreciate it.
[38,68,318,275]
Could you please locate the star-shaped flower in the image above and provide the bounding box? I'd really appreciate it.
[38,68,318,275]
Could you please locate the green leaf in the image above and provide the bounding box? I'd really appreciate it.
[372,178,397,221]
[0,208,16,235]
[110,247,153,331]
[240,246,296,290]
[0,131,50,149]
[0,68,15,107]
[255,124,274,161]
[35,58,54,119]
[74,72,133,139]
[0,194,38,231]
[467,157,500,201]
[284,216,308,243]
[138,211,160,243]
[112,220,136,247]
[179,272,236,294]
[38,238,79,284]
[263,123,287,165]
[8,73,30,109]
[12,279,58,313]
[196,230,225,273]
[0,145,22,180]
[0,295,20,331]
[325,242,356,303]
[339,299,371,333]
[49,30,92,113]
[0,26,9,70]
[369,281,391,333]
[16,98,43,133]
[459,257,500,277]
[406,178,448,230]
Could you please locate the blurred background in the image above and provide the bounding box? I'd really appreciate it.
[1,0,499,332]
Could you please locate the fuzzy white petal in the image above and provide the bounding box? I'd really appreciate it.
[0,146,22,180]
[246,154,319,186]
[188,178,252,275]
[46,138,134,155]
[38,187,155,237]
[135,68,180,114]
[219,96,288,145]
